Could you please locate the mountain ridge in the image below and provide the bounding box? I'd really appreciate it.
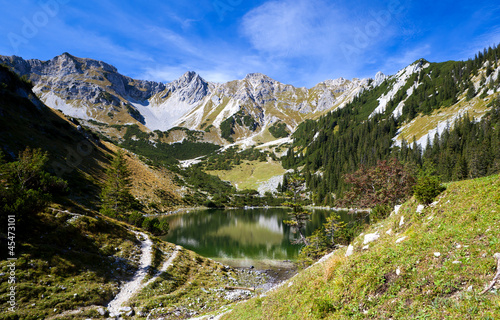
[0,53,381,146]
[4,52,498,157]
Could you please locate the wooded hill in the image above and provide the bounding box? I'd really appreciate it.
[283,45,500,205]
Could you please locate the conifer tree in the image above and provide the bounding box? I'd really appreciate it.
[467,81,476,100]
[282,174,311,246]
[100,150,135,218]
[0,147,67,223]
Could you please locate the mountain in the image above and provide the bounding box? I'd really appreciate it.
[3,48,500,200]
[0,53,380,146]
[283,46,500,204]
[0,63,184,213]
[2,51,499,319]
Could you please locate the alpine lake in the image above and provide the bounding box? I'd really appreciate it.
[160,207,366,280]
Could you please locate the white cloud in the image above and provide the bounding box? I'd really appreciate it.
[239,0,411,83]
[241,0,344,58]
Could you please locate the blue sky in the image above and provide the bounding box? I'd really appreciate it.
[1,0,500,87]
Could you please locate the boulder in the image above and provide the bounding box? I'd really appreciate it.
[363,232,379,244]
[345,244,354,257]
[97,307,108,316]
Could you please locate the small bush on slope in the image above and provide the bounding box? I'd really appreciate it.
[413,175,446,205]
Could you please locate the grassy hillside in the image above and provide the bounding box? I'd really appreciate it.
[224,174,500,319]
[0,208,149,319]
[0,206,266,319]
[207,160,285,191]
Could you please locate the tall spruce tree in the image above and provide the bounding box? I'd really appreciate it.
[100,150,135,218]
[282,174,311,246]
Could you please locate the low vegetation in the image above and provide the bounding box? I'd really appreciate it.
[269,122,290,139]
[0,207,139,319]
[224,174,500,319]
[120,124,220,166]
[131,248,269,319]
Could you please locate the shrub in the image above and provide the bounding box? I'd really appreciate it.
[341,158,416,208]
[142,217,155,232]
[157,219,169,235]
[128,211,145,227]
[141,217,169,236]
[413,175,446,205]
[269,122,290,138]
[0,147,68,223]
[370,204,392,223]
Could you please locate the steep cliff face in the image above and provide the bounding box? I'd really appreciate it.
[0,53,378,146]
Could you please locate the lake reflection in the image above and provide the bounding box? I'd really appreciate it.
[161,208,356,265]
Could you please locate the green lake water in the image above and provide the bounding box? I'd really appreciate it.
[160,208,362,268]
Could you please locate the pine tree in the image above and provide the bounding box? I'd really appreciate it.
[452,155,468,180]
[282,174,311,246]
[100,151,135,218]
[0,147,67,224]
[467,81,476,100]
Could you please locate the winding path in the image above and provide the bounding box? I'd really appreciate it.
[146,245,182,286]
[107,231,182,317]
[107,231,153,316]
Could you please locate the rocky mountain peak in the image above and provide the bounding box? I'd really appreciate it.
[51,53,118,75]
[165,71,210,105]
[0,55,39,76]
[320,77,348,87]
[179,71,198,83]
[244,72,274,82]
[244,72,269,79]
[170,71,207,89]
[374,71,387,86]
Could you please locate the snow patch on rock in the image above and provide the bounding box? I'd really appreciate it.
[394,204,402,215]
[416,205,425,214]
[257,175,284,195]
[38,91,90,119]
[395,236,407,244]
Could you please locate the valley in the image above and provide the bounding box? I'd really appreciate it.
[1,43,500,319]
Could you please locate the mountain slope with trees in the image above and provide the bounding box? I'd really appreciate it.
[283,45,500,205]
